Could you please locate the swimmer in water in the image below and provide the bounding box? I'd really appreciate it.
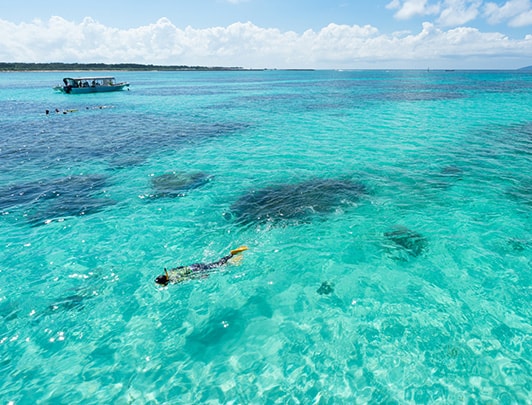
[155,246,248,286]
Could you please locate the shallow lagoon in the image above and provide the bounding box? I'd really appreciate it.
[0,70,531,403]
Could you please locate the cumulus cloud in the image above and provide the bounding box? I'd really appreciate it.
[437,0,482,26]
[510,8,532,25]
[386,0,440,19]
[388,0,532,27]
[0,16,531,68]
[484,0,532,26]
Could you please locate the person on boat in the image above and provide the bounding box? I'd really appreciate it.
[155,246,248,286]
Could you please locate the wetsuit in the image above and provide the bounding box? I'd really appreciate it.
[157,254,234,285]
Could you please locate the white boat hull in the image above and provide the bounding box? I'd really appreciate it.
[54,83,129,94]
[54,76,130,94]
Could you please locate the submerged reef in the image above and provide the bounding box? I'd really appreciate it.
[507,238,530,252]
[147,171,213,199]
[426,165,464,189]
[28,195,115,226]
[0,175,104,210]
[0,174,114,226]
[230,178,367,226]
[384,226,428,259]
[317,281,335,295]
[439,165,464,178]
[506,179,532,206]
[48,294,86,312]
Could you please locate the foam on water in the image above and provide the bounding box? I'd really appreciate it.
[1,70,531,403]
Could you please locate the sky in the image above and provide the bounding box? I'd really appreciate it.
[1,0,531,69]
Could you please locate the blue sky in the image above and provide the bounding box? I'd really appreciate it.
[3,1,406,32]
[1,0,531,68]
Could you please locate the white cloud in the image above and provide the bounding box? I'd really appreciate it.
[386,0,440,19]
[508,8,532,25]
[437,0,482,26]
[0,16,531,68]
[387,0,532,27]
[484,0,532,26]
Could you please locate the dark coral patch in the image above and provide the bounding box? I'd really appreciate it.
[439,165,464,177]
[49,294,85,312]
[427,165,464,189]
[317,281,334,295]
[0,174,107,210]
[506,179,532,206]
[28,195,116,226]
[148,171,212,198]
[230,178,367,226]
[385,226,427,258]
[507,238,530,251]
[0,174,115,226]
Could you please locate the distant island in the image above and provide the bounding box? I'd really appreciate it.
[0,62,256,72]
[2,62,527,72]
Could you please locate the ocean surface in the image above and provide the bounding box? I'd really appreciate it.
[0,69,530,404]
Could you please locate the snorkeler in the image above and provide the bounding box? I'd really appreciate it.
[155,246,248,286]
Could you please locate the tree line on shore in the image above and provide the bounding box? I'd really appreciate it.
[0,62,249,71]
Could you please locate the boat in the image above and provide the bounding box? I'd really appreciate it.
[54,76,129,94]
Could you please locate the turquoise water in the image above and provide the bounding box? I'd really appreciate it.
[0,70,531,404]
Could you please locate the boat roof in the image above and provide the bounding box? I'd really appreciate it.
[63,76,116,80]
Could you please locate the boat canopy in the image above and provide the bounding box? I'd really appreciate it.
[64,76,116,81]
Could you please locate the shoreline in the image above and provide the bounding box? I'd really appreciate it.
[1,62,529,72]
[0,62,268,72]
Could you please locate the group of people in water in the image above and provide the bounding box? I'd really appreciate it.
[45,105,112,115]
